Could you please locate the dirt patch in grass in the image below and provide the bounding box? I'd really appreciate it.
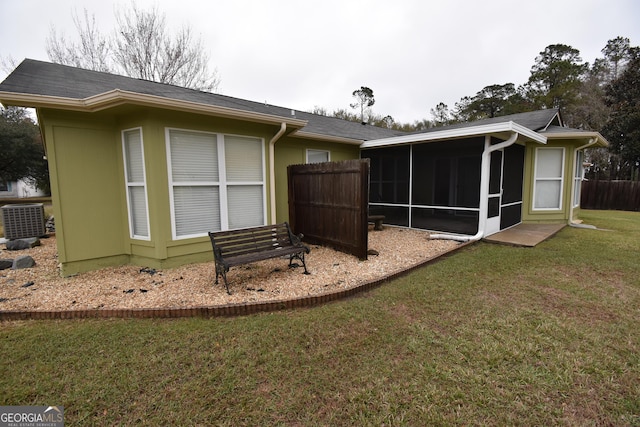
[0,227,460,312]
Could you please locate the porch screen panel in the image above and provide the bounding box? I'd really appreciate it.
[411,208,479,235]
[363,146,410,204]
[500,144,525,230]
[456,156,481,208]
[502,144,525,204]
[369,205,409,227]
[412,139,482,208]
[501,204,522,230]
[122,128,149,239]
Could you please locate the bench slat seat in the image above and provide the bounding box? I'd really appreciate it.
[208,222,310,294]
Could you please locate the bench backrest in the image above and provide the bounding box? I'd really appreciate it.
[209,223,296,259]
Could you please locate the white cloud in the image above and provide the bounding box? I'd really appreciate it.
[1,0,639,123]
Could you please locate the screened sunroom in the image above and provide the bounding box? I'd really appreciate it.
[361,121,547,239]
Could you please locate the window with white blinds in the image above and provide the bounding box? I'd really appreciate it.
[122,128,150,239]
[306,149,330,164]
[533,147,565,210]
[167,129,265,239]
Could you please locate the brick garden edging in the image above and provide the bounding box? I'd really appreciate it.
[0,242,472,321]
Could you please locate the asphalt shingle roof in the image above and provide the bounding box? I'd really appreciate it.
[1,59,574,141]
[0,59,404,141]
[409,108,561,135]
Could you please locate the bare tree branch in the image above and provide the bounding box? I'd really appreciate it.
[46,8,112,73]
[45,3,220,92]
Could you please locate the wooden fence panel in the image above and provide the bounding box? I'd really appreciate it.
[581,180,640,211]
[288,159,370,260]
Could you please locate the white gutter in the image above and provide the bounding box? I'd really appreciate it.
[430,132,520,242]
[294,131,363,145]
[568,137,598,225]
[0,89,308,128]
[268,122,287,224]
[361,121,545,148]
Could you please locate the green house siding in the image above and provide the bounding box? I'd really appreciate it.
[39,107,358,275]
[522,139,583,224]
[40,111,126,276]
[273,137,360,223]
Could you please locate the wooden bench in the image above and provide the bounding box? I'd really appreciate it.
[368,215,385,231]
[208,222,310,294]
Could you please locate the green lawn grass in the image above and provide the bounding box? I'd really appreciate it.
[1,210,639,426]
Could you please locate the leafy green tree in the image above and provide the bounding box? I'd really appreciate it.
[410,118,433,132]
[311,106,328,116]
[577,38,637,178]
[430,102,452,127]
[0,107,50,193]
[380,115,395,129]
[563,59,610,130]
[601,52,640,180]
[527,44,588,111]
[454,83,527,121]
[332,108,360,123]
[350,86,375,123]
[601,36,633,81]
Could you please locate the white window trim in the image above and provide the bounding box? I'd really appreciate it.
[122,127,151,240]
[573,150,584,208]
[532,147,565,211]
[166,127,267,240]
[306,149,330,164]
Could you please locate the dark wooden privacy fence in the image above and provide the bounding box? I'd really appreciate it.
[581,180,640,211]
[288,159,370,260]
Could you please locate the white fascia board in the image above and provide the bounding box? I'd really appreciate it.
[0,89,309,128]
[360,121,546,148]
[542,131,609,147]
[293,130,363,145]
[0,91,87,110]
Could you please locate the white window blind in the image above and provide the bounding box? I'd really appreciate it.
[169,130,219,181]
[227,185,264,229]
[167,129,265,238]
[225,135,263,181]
[307,149,330,164]
[122,128,150,239]
[173,186,221,236]
[534,147,564,210]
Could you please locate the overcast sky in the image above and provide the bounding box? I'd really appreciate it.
[1,0,639,124]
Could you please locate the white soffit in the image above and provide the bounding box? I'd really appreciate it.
[360,121,546,148]
[542,131,609,147]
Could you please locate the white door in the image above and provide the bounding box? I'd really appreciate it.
[485,150,503,236]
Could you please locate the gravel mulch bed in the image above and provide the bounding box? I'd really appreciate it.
[0,227,459,312]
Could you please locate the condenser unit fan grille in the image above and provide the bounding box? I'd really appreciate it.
[1,203,46,240]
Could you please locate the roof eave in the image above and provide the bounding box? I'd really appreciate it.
[0,89,308,128]
[292,130,363,145]
[542,131,609,147]
[360,121,547,148]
